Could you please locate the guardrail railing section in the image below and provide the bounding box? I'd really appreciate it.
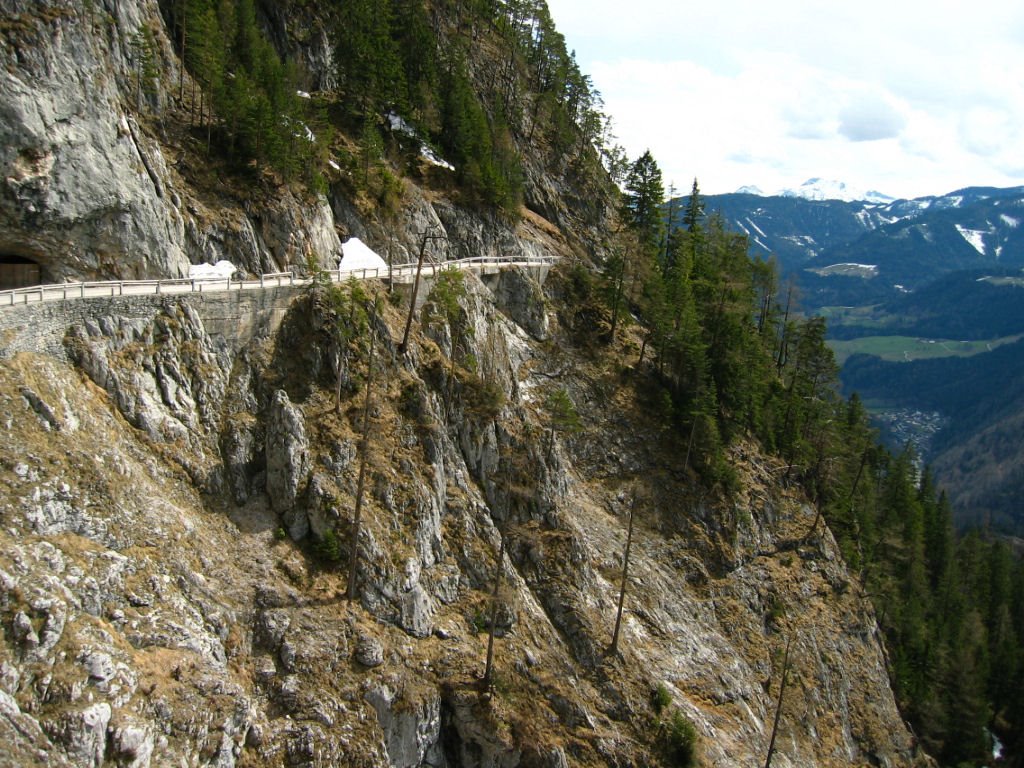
[0,255,556,308]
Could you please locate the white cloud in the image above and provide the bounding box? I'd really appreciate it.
[546,0,1024,198]
[838,92,907,142]
[960,107,1013,158]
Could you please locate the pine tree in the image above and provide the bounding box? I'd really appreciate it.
[599,241,629,343]
[621,150,664,253]
[335,0,406,116]
[392,0,439,125]
[131,26,160,112]
[683,178,705,270]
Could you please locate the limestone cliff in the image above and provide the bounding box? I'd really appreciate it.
[1,266,929,767]
[0,1,930,766]
[0,0,599,285]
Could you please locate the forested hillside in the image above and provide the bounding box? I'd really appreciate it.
[157,0,620,223]
[566,156,1024,763]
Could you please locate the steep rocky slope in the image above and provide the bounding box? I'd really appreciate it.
[0,268,927,767]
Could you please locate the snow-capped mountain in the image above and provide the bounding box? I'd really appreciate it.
[674,184,1024,309]
[778,178,894,204]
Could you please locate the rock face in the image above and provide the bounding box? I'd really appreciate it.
[0,266,930,767]
[265,389,311,534]
[0,0,188,281]
[0,0,574,288]
[0,0,344,283]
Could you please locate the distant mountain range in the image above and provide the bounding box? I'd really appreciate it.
[673,182,1024,535]
[737,178,894,204]
[683,183,1024,309]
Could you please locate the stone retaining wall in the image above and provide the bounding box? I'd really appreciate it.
[0,286,305,362]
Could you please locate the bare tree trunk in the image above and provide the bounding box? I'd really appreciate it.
[609,491,637,657]
[333,349,345,415]
[482,535,506,691]
[347,305,378,603]
[764,635,793,768]
[776,285,794,374]
[400,230,444,354]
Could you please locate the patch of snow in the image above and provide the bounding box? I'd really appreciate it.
[894,284,910,293]
[735,185,764,195]
[781,235,816,245]
[843,263,876,272]
[189,261,237,280]
[296,90,311,99]
[744,217,767,238]
[778,178,893,203]
[387,111,455,172]
[855,209,884,228]
[340,238,388,273]
[752,236,771,252]
[387,112,417,137]
[955,224,986,254]
[808,263,878,278]
[283,115,316,142]
[1000,214,1019,227]
[421,145,455,172]
[977,275,1024,286]
[328,159,341,171]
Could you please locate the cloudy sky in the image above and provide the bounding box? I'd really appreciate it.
[544,0,1024,199]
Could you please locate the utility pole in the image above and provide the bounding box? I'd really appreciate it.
[347,299,379,603]
[399,228,445,355]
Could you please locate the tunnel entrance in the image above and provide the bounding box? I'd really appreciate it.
[0,255,42,290]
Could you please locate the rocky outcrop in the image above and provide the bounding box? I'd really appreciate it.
[487,267,550,341]
[0,0,345,283]
[265,389,311,535]
[366,684,446,768]
[64,300,232,492]
[0,261,930,767]
[0,1,188,281]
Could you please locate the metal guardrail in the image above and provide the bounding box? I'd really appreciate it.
[0,255,556,308]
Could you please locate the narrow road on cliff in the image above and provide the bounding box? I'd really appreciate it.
[0,255,555,309]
